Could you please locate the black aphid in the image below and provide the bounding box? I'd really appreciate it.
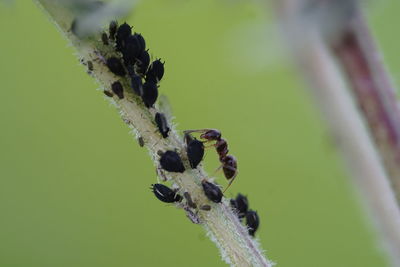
[111,81,124,99]
[159,151,185,173]
[122,34,142,65]
[136,50,150,77]
[87,61,94,71]
[101,32,109,45]
[151,184,182,203]
[135,33,146,52]
[183,192,197,209]
[202,181,223,203]
[137,136,144,147]
[234,193,249,218]
[245,210,259,236]
[109,21,118,40]
[116,22,132,51]
[103,90,113,97]
[131,74,143,96]
[146,59,165,83]
[142,80,158,108]
[185,134,204,169]
[155,113,170,138]
[106,57,126,76]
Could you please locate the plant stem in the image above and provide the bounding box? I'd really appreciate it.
[34,0,272,266]
[331,12,400,202]
[272,0,400,265]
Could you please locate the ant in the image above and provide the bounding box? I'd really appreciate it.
[184,129,238,192]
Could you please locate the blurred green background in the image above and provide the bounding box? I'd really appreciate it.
[1,0,400,266]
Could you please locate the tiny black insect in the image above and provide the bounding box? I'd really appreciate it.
[130,74,143,96]
[109,21,118,40]
[111,81,124,99]
[141,80,158,108]
[155,113,170,138]
[137,136,145,147]
[146,59,165,83]
[183,192,197,209]
[116,22,132,52]
[159,151,185,173]
[231,193,248,218]
[202,180,223,203]
[245,210,259,236]
[151,184,182,203]
[200,205,211,211]
[136,50,150,77]
[101,32,109,45]
[135,33,146,52]
[122,34,142,65]
[185,134,204,169]
[87,61,94,72]
[103,90,113,98]
[106,57,126,76]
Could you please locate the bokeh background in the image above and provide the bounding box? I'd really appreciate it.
[1,0,400,266]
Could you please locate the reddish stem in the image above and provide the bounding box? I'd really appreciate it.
[331,14,400,200]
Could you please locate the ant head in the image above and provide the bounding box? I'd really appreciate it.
[200,129,221,141]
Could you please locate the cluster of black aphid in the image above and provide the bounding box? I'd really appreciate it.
[74,20,171,139]
[153,129,252,228]
[157,149,223,204]
[104,21,165,108]
[230,194,260,236]
[75,19,260,236]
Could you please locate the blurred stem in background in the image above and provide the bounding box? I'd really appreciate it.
[272,0,400,265]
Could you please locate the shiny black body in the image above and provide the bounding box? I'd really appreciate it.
[130,74,143,96]
[122,34,142,64]
[115,23,132,52]
[231,193,248,218]
[142,81,158,107]
[159,151,185,173]
[111,81,124,99]
[245,210,259,236]
[106,57,126,76]
[155,113,170,138]
[136,50,150,77]
[146,59,165,83]
[185,134,204,169]
[202,181,223,203]
[151,184,182,203]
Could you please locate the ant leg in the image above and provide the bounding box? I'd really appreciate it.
[204,143,216,149]
[214,164,223,174]
[223,170,239,193]
[183,129,210,135]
